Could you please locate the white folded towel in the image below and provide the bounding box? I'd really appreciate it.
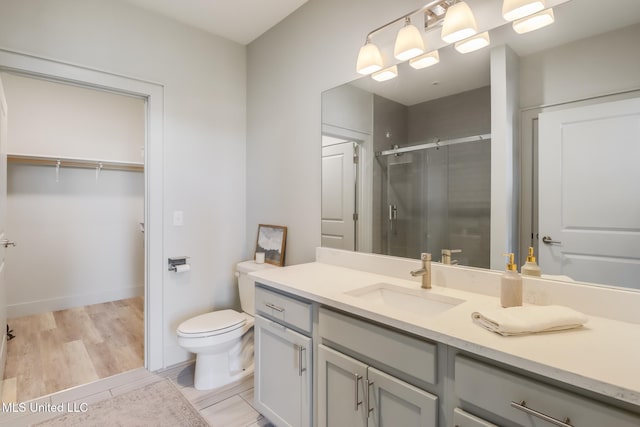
[471,305,588,336]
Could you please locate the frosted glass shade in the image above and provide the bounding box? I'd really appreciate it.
[441,1,478,44]
[502,0,545,21]
[372,65,398,82]
[394,23,425,61]
[356,42,384,75]
[455,32,490,54]
[513,8,554,34]
[409,50,440,69]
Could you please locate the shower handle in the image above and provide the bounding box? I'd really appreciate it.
[388,205,398,234]
[388,204,398,220]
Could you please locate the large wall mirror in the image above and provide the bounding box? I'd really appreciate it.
[321,0,640,290]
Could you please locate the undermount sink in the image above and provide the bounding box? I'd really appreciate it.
[345,283,464,317]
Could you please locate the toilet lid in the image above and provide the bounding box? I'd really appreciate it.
[177,309,246,337]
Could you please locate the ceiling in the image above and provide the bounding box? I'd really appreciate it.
[120,0,309,45]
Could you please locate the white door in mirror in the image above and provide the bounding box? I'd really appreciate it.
[538,97,640,288]
[321,140,356,250]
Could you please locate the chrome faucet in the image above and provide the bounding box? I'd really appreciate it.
[410,253,431,289]
[441,249,462,265]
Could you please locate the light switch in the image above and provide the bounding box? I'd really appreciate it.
[173,210,184,226]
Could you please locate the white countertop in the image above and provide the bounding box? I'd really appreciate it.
[250,261,640,408]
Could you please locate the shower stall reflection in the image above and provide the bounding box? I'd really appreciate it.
[374,137,491,268]
[321,83,492,268]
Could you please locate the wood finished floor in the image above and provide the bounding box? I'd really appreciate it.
[0,364,272,427]
[2,297,144,403]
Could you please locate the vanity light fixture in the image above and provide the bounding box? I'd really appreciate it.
[356,0,455,77]
[371,65,398,82]
[394,17,425,61]
[356,39,384,75]
[502,0,545,22]
[409,49,440,69]
[455,31,491,53]
[356,0,561,82]
[512,8,555,34]
[441,1,478,44]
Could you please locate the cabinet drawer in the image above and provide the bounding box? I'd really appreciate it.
[453,408,497,427]
[319,307,436,385]
[255,285,312,334]
[455,356,640,427]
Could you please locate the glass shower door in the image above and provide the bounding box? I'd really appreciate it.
[375,138,490,268]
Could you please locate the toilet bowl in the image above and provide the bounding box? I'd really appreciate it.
[176,260,274,390]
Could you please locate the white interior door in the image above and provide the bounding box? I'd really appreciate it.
[0,75,9,384]
[538,97,640,288]
[321,140,356,250]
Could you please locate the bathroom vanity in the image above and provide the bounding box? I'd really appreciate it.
[254,285,313,426]
[252,248,640,427]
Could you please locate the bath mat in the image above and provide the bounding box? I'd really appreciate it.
[34,379,208,427]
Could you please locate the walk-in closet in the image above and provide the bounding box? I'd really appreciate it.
[0,72,145,402]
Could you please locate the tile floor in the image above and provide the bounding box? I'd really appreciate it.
[0,363,272,427]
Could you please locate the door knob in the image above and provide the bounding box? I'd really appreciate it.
[0,239,16,248]
[542,236,561,244]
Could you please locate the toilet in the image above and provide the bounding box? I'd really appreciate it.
[177,260,274,390]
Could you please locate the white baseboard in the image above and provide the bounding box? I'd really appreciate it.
[6,285,144,319]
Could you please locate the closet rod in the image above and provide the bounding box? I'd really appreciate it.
[7,153,144,172]
[376,133,491,157]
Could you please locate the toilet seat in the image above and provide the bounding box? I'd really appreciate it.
[177,309,247,338]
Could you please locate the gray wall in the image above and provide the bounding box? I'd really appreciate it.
[408,86,491,143]
[7,165,144,316]
[322,84,373,135]
[247,0,421,265]
[520,23,640,108]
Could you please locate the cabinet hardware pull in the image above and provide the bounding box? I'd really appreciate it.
[366,380,374,417]
[297,345,306,377]
[354,374,363,411]
[510,400,572,427]
[265,303,285,312]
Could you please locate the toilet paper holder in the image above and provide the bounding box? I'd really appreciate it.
[168,256,190,272]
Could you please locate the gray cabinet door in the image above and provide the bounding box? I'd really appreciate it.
[318,345,368,427]
[254,315,312,427]
[367,366,438,427]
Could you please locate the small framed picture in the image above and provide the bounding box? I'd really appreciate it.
[255,224,287,266]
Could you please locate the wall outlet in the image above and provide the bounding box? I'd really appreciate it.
[173,210,184,226]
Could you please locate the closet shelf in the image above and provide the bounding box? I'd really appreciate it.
[7,153,144,172]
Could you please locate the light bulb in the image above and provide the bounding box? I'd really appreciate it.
[394,20,425,61]
[455,32,491,54]
[356,42,384,75]
[409,50,440,69]
[372,65,398,82]
[502,0,545,22]
[513,8,554,34]
[441,2,478,44]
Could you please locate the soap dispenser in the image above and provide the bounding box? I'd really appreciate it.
[521,247,541,277]
[501,253,522,308]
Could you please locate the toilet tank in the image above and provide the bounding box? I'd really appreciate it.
[236,260,275,315]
